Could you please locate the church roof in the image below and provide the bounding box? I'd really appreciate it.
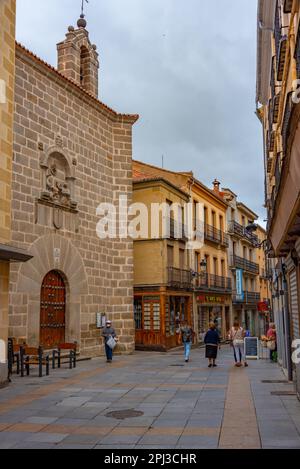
[16,42,139,125]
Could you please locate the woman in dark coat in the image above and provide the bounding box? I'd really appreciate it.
[204,323,221,368]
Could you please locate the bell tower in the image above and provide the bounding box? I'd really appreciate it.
[57,13,99,98]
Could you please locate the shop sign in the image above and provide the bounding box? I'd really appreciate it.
[197,295,225,304]
[236,269,244,302]
[144,296,160,302]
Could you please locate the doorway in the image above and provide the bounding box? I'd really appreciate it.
[40,270,66,348]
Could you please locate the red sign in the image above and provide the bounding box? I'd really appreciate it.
[258,301,269,312]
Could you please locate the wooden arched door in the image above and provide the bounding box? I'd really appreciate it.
[40,271,66,348]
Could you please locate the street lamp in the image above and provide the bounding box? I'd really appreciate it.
[245,223,269,250]
[200,258,207,275]
[191,258,207,278]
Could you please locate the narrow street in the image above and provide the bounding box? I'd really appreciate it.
[0,347,300,449]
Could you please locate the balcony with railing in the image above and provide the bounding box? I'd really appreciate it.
[230,255,259,275]
[228,221,259,247]
[274,153,282,195]
[267,130,275,153]
[232,291,260,305]
[204,223,229,247]
[275,3,288,81]
[167,267,193,290]
[260,269,271,280]
[194,273,232,293]
[282,92,294,156]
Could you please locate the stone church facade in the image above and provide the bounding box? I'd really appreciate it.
[9,15,138,356]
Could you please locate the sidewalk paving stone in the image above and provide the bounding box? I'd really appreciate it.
[1,346,300,449]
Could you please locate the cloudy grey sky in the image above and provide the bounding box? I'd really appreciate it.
[16,0,265,222]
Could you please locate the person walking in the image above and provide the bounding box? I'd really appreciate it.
[181,320,194,363]
[204,323,221,368]
[102,320,117,363]
[267,323,277,362]
[229,321,248,368]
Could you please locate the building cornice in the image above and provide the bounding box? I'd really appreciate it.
[133,177,190,201]
[237,202,259,220]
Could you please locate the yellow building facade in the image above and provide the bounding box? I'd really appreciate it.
[133,170,193,351]
[191,179,231,341]
[133,161,232,348]
[222,188,261,336]
[257,225,272,335]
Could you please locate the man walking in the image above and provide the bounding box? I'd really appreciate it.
[181,320,194,363]
[102,320,117,363]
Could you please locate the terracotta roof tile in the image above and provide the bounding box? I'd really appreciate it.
[15,42,139,124]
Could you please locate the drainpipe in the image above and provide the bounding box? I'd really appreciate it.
[281,260,293,382]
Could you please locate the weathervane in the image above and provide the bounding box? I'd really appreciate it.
[81,0,89,16]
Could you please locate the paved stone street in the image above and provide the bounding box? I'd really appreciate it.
[0,346,300,449]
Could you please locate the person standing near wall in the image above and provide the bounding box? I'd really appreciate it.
[267,323,277,362]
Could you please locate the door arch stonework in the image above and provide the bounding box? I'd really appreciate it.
[15,234,88,348]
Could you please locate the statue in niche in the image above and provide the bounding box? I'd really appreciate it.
[41,151,77,210]
[46,164,71,207]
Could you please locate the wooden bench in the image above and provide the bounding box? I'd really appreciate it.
[52,342,77,370]
[20,346,50,378]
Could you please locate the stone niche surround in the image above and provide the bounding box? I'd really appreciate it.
[36,142,79,233]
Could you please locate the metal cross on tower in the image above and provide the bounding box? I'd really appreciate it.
[81,0,89,16]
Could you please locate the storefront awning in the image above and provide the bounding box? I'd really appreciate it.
[0,243,33,263]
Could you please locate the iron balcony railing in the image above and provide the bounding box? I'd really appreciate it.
[277,36,288,82]
[274,1,288,82]
[204,223,229,247]
[274,153,282,197]
[268,130,275,153]
[282,92,294,156]
[167,267,193,290]
[260,269,272,280]
[230,255,259,275]
[270,55,276,99]
[194,273,232,292]
[232,291,260,305]
[268,97,274,134]
[228,221,259,246]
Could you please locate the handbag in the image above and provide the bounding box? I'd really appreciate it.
[106,336,117,350]
[232,328,244,347]
[267,340,276,351]
[233,339,244,347]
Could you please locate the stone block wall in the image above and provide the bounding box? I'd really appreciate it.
[9,44,137,357]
